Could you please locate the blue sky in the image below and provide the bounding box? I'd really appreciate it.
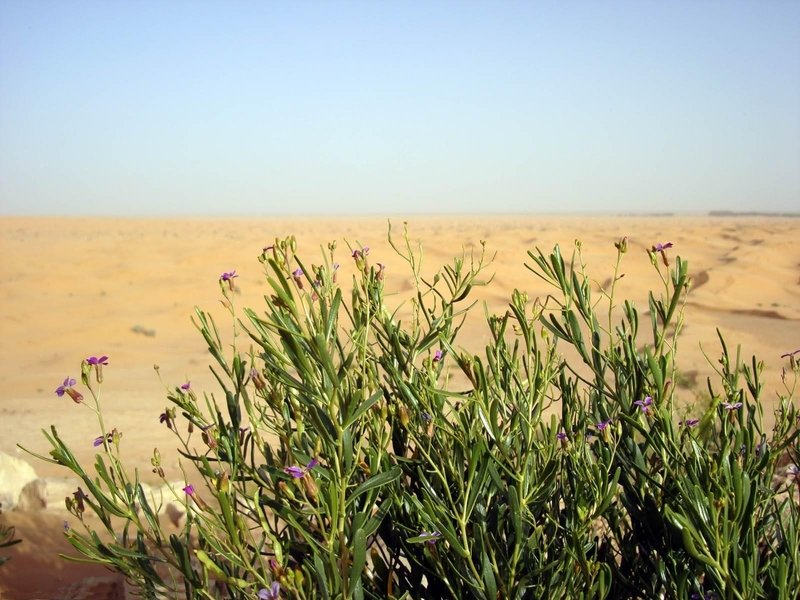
[1,0,798,216]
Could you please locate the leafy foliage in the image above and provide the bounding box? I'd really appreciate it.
[24,227,800,599]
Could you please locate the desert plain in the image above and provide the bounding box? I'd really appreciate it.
[0,214,799,598]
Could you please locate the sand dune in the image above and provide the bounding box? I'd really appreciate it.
[1,215,799,598]
[1,215,798,478]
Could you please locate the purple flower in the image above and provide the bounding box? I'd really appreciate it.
[651,242,674,266]
[72,487,88,513]
[180,381,191,391]
[291,267,304,289]
[258,582,281,600]
[86,355,109,366]
[220,271,238,290]
[182,484,195,496]
[681,418,700,428]
[421,412,432,423]
[55,377,83,403]
[556,431,568,441]
[722,401,743,411]
[55,377,76,397]
[432,349,443,362]
[284,466,305,478]
[92,435,105,447]
[418,530,442,545]
[634,395,653,414]
[159,409,175,430]
[652,242,673,252]
[284,457,320,479]
[596,419,612,432]
[787,465,800,477]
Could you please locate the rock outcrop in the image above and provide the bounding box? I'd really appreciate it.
[0,452,38,511]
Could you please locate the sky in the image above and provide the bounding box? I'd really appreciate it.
[0,0,798,216]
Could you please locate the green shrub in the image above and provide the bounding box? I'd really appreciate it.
[23,227,800,599]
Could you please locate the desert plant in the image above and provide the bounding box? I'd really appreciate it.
[22,226,799,599]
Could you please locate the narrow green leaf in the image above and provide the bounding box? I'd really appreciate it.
[348,466,402,504]
[349,528,367,594]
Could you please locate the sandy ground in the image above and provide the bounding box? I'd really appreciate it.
[1,214,799,597]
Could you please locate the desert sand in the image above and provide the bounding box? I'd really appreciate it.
[1,214,799,598]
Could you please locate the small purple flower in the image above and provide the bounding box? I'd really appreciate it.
[180,381,191,391]
[722,401,743,411]
[93,435,105,447]
[86,355,109,366]
[291,267,304,289]
[432,349,443,363]
[284,466,305,478]
[159,409,175,430]
[284,457,319,479]
[220,271,238,290]
[72,487,88,513]
[596,419,612,432]
[634,395,654,414]
[681,418,700,428]
[787,464,800,477]
[634,396,653,414]
[556,431,568,441]
[182,484,195,496]
[258,582,281,600]
[55,377,83,403]
[421,411,432,423]
[651,242,674,266]
[419,530,442,545]
[55,377,76,397]
[63,520,70,532]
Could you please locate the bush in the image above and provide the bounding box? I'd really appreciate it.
[23,227,800,599]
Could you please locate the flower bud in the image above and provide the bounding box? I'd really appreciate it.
[278,480,295,501]
[302,474,318,504]
[251,368,267,392]
[397,405,410,428]
[215,470,230,494]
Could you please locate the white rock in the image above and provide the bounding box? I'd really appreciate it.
[17,478,47,511]
[0,452,38,511]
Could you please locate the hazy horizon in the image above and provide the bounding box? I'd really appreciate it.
[1,0,798,216]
